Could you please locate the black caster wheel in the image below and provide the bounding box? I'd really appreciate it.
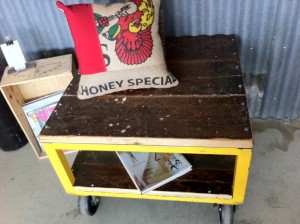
[218,205,235,224]
[78,196,100,216]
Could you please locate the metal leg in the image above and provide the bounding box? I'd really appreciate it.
[232,149,252,203]
[43,143,75,193]
[218,204,235,224]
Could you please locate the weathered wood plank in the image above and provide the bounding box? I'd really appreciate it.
[64,35,243,96]
[41,95,251,141]
[166,35,239,62]
[64,69,245,97]
[166,60,242,79]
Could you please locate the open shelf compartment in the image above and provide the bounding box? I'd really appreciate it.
[71,151,235,201]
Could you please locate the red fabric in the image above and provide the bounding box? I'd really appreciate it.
[56,1,107,75]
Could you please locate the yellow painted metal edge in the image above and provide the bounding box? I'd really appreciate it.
[232,149,252,204]
[43,142,252,205]
[70,189,239,205]
[44,144,75,193]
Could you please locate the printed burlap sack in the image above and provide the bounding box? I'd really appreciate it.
[57,0,178,99]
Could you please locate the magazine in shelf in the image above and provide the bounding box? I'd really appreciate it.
[22,91,63,152]
[116,152,192,194]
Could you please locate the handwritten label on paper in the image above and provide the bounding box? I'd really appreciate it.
[8,61,67,81]
[0,55,72,87]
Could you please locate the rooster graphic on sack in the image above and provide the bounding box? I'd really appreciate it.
[94,0,155,65]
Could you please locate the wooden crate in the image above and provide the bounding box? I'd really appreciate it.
[0,54,75,159]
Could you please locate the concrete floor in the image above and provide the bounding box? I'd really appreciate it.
[1,119,300,224]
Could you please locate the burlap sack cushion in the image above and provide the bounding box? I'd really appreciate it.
[57,0,178,99]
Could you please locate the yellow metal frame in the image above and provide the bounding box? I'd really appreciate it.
[43,142,252,205]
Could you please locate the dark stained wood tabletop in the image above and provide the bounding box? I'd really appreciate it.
[40,35,252,148]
